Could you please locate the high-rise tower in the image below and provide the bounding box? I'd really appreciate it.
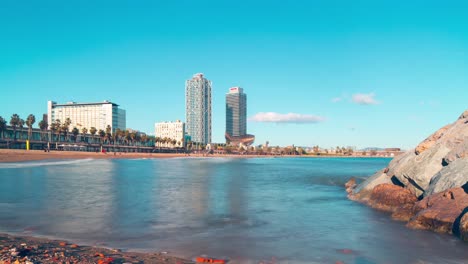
[225,87,254,146]
[185,73,212,144]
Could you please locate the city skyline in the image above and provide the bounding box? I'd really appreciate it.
[1,1,467,149]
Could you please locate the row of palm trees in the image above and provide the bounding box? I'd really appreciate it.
[0,113,47,141]
[0,113,158,147]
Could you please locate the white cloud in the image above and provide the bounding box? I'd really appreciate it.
[248,112,325,124]
[331,97,342,103]
[352,93,379,105]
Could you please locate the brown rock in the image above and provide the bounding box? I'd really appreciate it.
[408,187,468,233]
[456,208,468,241]
[367,184,418,213]
[345,178,356,194]
[415,124,451,155]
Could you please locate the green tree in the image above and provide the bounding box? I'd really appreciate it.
[71,127,79,142]
[38,119,48,141]
[98,129,106,144]
[0,116,6,139]
[105,125,112,144]
[61,118,72,141]
[9,114,21,140]
[114,128,122,144]
[81,127,88,142]
[25,114,36,141]
[18,118,25,140]
[90,127,97,143]
[50,119,59,142]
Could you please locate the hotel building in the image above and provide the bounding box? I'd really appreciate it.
[47,100,126,133]
[225,87,254,146]
[185,73,212,144]
[155,120,186,148]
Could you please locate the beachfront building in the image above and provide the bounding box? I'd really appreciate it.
[185,73,212,144]
[155,120,185,148]
[47,100,126,133]
[225,87,255,146]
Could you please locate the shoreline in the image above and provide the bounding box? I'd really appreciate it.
[0,149,393,163]
[0,232,191,264]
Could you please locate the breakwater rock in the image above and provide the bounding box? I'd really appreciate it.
[347,109,468,240]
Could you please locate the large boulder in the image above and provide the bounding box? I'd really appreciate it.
[415,124,451,155]
[367,184,418,213]
[456,208,468,240]
[424,158,468,197]
[407,187,468,234]
[348,169,391,201]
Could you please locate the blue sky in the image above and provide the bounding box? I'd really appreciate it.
[1,0,467,149]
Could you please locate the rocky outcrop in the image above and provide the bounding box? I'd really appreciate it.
[367,184,418,213]
[347,108,468,241]
[425,158,468,197]
[408,187,468,233]
[415,124,451,155]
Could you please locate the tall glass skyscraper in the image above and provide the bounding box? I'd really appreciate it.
[225,87,254,146]
[185,73,212,144]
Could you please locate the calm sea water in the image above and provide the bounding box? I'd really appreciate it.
[1,157,468,263]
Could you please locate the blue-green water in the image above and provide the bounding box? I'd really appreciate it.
[1,157,468,263]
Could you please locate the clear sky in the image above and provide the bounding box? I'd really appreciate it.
[1,0,467,149]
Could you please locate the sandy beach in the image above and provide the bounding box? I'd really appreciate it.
[0,149,392,163]
[0,149,189,163]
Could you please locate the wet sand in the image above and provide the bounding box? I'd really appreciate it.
[0,233,192,263]
[0,149,187,163]
[0,149,391,163]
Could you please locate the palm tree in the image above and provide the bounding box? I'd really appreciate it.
[81,127,88,142]
[38,119,48,141]
[171,139,177,148]
[18,118,25,140]
[52,119,62,142]
[90,127,97,143]
[105,125,112,144]
[130,132,136,145]
[61,118,72,142]
[140,134,148,146]
[9,114,20,140]
[0,116,6,139]
[71,127,79,142]
[26,114,36,141]
[114,128,122,145]
[98,129,106,144]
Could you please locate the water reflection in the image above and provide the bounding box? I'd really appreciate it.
[2,158,468,263]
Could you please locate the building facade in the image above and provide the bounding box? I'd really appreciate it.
[155,120,185,148]
[225,87,254,146]
[185,73,212,144]
[47,100,126,133]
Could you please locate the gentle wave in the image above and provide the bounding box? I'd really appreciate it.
[0,158,96,169]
